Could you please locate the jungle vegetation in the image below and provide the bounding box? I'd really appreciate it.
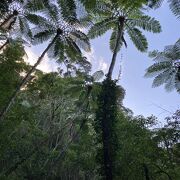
[0,0,179,180]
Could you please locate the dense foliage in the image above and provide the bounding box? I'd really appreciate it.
[0,0,179,180]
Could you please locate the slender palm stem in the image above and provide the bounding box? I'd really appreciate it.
[0,34,58,121]
[0,40,9,51]
[107,19,125,79]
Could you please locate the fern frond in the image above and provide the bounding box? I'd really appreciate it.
[65,37,82,60]
[145,61,172,75]
[58,0,77,24]
[164,73,176,91]
[148,0,164,9]
[18,16,32,40]
[41,2,59,22]
[129,15,161,33]
[127,27,148,52]
[25,0,47,12]
[168,0,180,19]
[109,27,123,52]
[25,14,52,28]
[88,17,115,39]
[70,30,91,52]
[32,30,53,45]
[152,69,171,87]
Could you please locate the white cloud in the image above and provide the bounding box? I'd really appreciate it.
[83,46,108,74]
[98,57,108,73]
[24,45,109,75]
[24,47,58,73]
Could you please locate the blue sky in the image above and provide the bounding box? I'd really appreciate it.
[88,2,180,122]
[26,2,179,123]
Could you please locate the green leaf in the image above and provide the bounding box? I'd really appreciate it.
[70,30,91,52]
[109,27,123,52]
[32,30,53,45]
[127,27,148,52]
[145,61,172,75]
[88,17,115,39]
[168,0,180,19]
[129,15,162,33]
[57,0,77,24]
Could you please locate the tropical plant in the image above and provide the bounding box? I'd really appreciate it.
[145,39,180,93]
[0,1,91,121]
[0,31,31,51]
[0,42,29,110]
[88,1,161,179]
[0,0,50,51]
[88,0,161,78]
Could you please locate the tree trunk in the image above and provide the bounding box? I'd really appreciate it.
[107,19,125,79]
[143,164,150,180]
[0,40,9,51]
[95,79,118,180]
[99,18,125,180]
[102,112,113,180]
[0,14,16,30]
[0,34,58,121]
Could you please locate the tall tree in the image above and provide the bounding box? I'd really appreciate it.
[0,1,90,121]
[0,0,48,49]
[0,42,28,110]
[88,0,161,78]
[88,1,161,179]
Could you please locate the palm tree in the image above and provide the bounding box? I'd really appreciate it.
[0,1,91,121]
[88,1,161,179]
[145,39,180,93]
[148,0,180,19]
[88,0,162,78]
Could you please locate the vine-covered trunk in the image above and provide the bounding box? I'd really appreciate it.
[95,17,125,180]
[143,164,150,180]
[0,35,58,121]
[95,79,118,180]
